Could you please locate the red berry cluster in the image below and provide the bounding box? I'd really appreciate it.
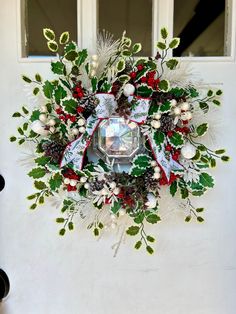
[159,172,179,186]
[141,71,160,90]
[56,107,77,122]
[62,169,80,192]
[72,82,84,99]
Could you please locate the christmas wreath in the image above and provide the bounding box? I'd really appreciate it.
[11,27,229,254]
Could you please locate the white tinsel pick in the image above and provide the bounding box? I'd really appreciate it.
[95,30,121,79]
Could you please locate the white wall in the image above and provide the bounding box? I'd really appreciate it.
[0,1,236,314]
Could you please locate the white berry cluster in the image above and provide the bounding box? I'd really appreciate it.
[150,160,161,179]
[171,100,192,123]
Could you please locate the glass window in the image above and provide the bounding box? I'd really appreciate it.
[173,0,227,57]
[22,0,77,57]
[98,0,152,56]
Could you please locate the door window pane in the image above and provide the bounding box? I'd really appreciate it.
[173,0,227,57]
[98,0,152,56]
[22,0,77,57]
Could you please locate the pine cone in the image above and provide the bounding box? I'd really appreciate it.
[144,168,158,191]
[90,180,105,191]
[42,141,65,164]
[160,114,175,133]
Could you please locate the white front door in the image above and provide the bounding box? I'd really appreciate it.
[0,1,236,313]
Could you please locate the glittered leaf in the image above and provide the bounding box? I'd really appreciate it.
[153,131,165,146]
[75,49,88,66]
[199,172,214,188]
[161,27,168,39]
[169,38,180,49]
[196,123,208,136]
[166,59,178,70]
[59,31,69,44]
[65,50,78,61]
[62,99,78,114]
[43,28,55,41]
[156,41,166,50]
[34,180,47,190]
[126,226,140,236]
[49,173,63,191]
[111,201,121,214]
[51,61,65,75]
[43,81,54,99]
[169,132,184,147]
[158,79,170,92]
[146,214,161,224]
[47,40,58,52]
[160,101,171,112]
[28,167,46,179]
[132,43,142,54]
[170,181,177,197]
[133,154,151,168]
[55,85,67,104]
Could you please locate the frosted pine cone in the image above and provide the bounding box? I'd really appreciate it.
[160,114,175,133]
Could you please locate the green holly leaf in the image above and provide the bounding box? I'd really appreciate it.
[51,61,65,75]
[49,173,63,191]
[65,50,78,61]
[146,245,154,255]
[91,77,98,92]
[166,59,178,70]
[199,102,209,113]
[55,85,67,104]
[35,156,51,166]
[134,241,142,250]
[64,41,77,53]
[12,112,22,117]
[30,110,41,122]
[146,214,161,224]
[75,49,88,66]
[213,99,220,106]
[180,188,189,199]
[169,38,180,49]
[33,87,40,96]
[35,73,42,83]
[10,136,17,142]
[161,27,168,39]
[215,149,225,154]
[129,166,146,177]
[170,181,177,197]
[118,74,130,83]
[43,28,55,41]
[196,123,208,136]
[169,132,184,148]
[147,235,155,243]
[59,31,69,44]
[34,181,47,190]
[28,167,46,179]
[158,79,170,92]
[43,81,54,99]
[134,212,145,224]
[160,101,171,112]
[132,43,142,54]
[47,40,58,52]
[62,99,78,114]
[126,226,140,236]
[111,201,121,214]
[59,228,66,236]
[22,75,32,83]
[132,154,151,168]
[122,50,131,57]
[136,85,153,97]
[153,131,165,146]
[116,59,125,72]
[156,41,166,50]
[199,172,214,188]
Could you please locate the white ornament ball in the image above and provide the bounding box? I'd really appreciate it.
[72,128,79,135]
[170,99,177,107]
[181,102,190,111]
[31,120,49,136]
[150,160,157,167]
[123,83,135,97]
[39,113,47,123]
[92,54,98,61]
[84,183,90,189]
[113,187,120,195]
[181,142,196,159]
[154,166,160,173]
[80,176,87,183]
[154,113,161,120]
[145,193,157,209]
[48,119,56,126]
[40,105,48,113]
[119,208,126,216]
[173,107,181,115]
[109,182,116,189]
[79,126,86,133]
[153,172,161,180]
[151,120,161,129]
[70,179,77,187]
[64,178,70,185]
[78,118,85,126]
[91,61,98,69]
